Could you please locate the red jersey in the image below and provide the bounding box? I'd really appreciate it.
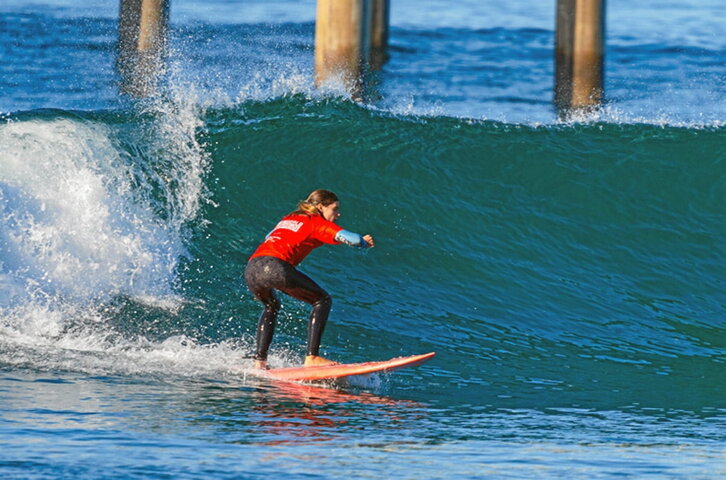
[250,213,343,266]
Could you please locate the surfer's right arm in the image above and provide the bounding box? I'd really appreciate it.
[335,230,374,248]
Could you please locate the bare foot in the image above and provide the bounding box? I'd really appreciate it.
[254,359,267,370]
[304,355,337,367]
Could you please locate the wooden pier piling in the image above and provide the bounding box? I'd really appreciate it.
[117,0,170,97]
[370,0,390,70]
[555,0,605,115]
[314,0,372,96]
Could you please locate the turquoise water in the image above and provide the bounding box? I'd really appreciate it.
[1,1,725,479]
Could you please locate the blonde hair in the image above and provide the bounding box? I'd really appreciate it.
[292,189,338,216]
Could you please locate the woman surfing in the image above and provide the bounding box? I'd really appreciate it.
[245,189,374,370]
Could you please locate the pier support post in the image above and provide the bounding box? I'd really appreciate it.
[315,0,372,96]
[370,0,390,70]
[555,0,605,116]
[117,0,170,97]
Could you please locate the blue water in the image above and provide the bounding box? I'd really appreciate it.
[1,1,725,479]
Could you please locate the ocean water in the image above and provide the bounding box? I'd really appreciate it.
[1,1,725,479]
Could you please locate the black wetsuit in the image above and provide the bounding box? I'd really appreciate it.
[244,256,331,362]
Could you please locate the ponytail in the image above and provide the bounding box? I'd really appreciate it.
[291,189,339,216]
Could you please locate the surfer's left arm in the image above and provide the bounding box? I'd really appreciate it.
[335,230,374,248]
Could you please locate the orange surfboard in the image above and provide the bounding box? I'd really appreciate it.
[263,352,435,382]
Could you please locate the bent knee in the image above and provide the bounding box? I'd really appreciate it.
[314,293,332,308]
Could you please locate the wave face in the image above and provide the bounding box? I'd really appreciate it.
[199,98,725,410]
[2,98,723,415]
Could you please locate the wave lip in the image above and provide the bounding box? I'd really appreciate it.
[0,102,212,373]
[0,116,178,305]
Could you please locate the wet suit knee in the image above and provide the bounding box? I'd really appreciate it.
[307,293,332,357]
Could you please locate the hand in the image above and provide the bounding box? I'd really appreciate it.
[363,234,374,248]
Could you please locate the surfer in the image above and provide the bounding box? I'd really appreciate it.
[245,189,374,370]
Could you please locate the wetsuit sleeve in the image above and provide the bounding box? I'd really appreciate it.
[335,229,370,248]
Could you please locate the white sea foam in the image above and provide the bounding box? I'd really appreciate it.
[0,103,217,375]
[0,118,180,304]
